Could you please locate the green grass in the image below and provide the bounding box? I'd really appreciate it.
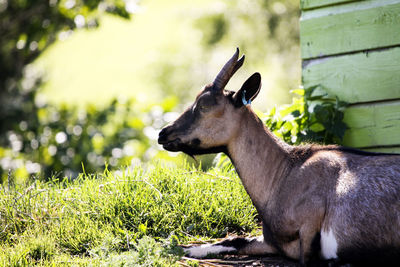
[0,163,258,265]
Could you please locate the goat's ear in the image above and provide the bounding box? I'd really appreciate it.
[233,72,261,107]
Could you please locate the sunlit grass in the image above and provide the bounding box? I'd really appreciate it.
[0,163,258,265]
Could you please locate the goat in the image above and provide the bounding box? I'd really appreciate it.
[157,48,400,265]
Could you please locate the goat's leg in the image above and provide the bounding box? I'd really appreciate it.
[184,235,277,258]
[299,225,320,265]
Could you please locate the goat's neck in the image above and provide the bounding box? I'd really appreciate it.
[227,108,291,210]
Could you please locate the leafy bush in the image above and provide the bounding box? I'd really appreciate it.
[264,85,348,145]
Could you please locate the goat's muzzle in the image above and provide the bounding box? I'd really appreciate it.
[158,127,182,152]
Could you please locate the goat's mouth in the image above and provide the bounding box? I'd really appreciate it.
[158,138,182,152]
[159,138,227,157]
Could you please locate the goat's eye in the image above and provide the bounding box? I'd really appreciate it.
[193,101,208,112]
[198,104,207,111]
[194,94,215,112]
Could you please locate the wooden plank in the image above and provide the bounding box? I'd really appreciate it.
[300,0,359,10]
[300,0,400,59]
[302,46,400,104]
[343,101,400,148]
[364,147,400,154]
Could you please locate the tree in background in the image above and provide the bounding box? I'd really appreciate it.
[0,0,136,180]
[0,0,130,140]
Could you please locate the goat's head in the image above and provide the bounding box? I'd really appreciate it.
[158,48,261,157]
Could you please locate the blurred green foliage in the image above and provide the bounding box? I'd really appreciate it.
[0,0,133,180]
[142,0,300,106]
[0,96,180,181]
[194,0,300,107]
[196,0,299,55]
[0,0,130,136]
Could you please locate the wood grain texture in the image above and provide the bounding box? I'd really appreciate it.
[300,0,358,10]
[300,0,400,59]
[302,46,400,104]
[343,101,400,148]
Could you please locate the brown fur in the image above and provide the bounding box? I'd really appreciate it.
[158,50,400,265]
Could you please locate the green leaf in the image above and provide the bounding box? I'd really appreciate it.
[309,123,325,132]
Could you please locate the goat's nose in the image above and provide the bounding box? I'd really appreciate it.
[158,127,170,144]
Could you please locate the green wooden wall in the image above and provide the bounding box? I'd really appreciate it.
[300,0,400,153]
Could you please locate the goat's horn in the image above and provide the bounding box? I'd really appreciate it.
[213,48,245,90]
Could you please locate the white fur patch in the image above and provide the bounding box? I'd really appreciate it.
[184,244,236,258]
[320,228,338,259]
